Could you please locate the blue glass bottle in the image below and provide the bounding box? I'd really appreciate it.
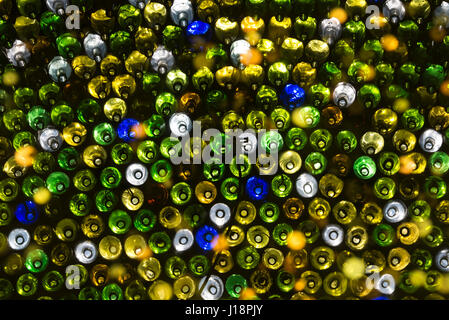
[280,84,306,111]
[245,176,269,201]
[195,225,218,251]
[117,118,140,142]
[15,201,39,225]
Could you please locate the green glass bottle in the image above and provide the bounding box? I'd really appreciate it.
[14,87,36,110]
[408,200,431,223]
[225,274,247,298]
[272,223,292,246]
[56,33,82,59]
[270,108,291,131]
[230,155,252,178]
[57,147,80,171]
[375,63,395,87]
[96,189,118,213]
[276,270,295,293]
[183,204,207,229]
[39,83,61,106]
[206,45,228,70]
[358,84,381,109]
[271,174,292,198]
[353,156,376,180]
[108,209,132,235]
[256,85,278,111]
[294,16,316,42]
[109,31,133,59]
[336,130,357,153]
[398,63,420,88]
[285,127,308,151]
[25,249,48,273]
[69,193,91,217]
[100,167,122,189]
[137,140,158,164]
[424,176,447,199]
[295,106,320,129]
[421,226,444,248]
[149,231,171,254]
[13,131,36,150]
[93,123,117,146]
[118,4,142,32]
[155,92,178,117]
[102,283,124,300]
[192,67,214,92]
[236,246,260,270]
[159,136,181,159]
[188,255,210,277]
[51,103,74,128]
[411,249,432,271]
[259,202,280,223]
[165,256,187,280]
[304,152,327,175]
[3,109,26,132]
[170,182,192,205]
[150,159,173,183]
[422,64,445,93]
[143,115,165,138]
[373,177,396,200]
[309,129,332,152]
[378,152,400,176]
[73,169,97,192]
[16,273,38,297]
[221,177,240,201]
[42,270,64,292]
[27,106,51,131]
[166,68,188,93]
[429,152,449,175]
[124,280,148,300]
[343,20,365,47]
[399,271,418,294]
[111,143,134,165]
[319,61,341,86]
[298,219,320,244]
[78,287,101,300]
[307,83,330,107]
[22,175,45,198]
[46,171,70,195]
[268,62,290,87]
[205,89,227,114]
[142,72,162,96]
[372,224,395,247]
[39,11,64,38]
[77,99,101,124]
[347,60,370,85]
[134,209,156,233]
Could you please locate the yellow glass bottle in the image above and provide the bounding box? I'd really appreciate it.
[122,187,144,211]
[235,201,257,225]
[62,122,88,147]
[137,257,161,281]
[99,235,123,260]
[159,206,182,229]
[83,145,107,168]
[308,197,331,220]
